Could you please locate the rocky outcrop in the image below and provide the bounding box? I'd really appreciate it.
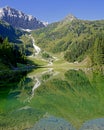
[80,118,104,130]
[28,116,75,130]
[0,6,46,30]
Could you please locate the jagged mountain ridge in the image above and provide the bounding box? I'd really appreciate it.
[0,6,46,30]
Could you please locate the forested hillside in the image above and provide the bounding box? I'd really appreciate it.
[0,20,25,43]
[0,37,26,69]
[32,18,104,66]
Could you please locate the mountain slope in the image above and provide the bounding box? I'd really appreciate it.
[0,20,25,43]
[0,20,35,57]
[32,16,104,64]
[0,6,46,30]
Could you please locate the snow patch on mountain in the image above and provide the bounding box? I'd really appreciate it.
[0,6,48,30]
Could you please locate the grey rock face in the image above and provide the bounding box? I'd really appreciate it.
[64,14,77,22]
[80,118,104,130]
[0,6,46,30]
[28,116,75,130]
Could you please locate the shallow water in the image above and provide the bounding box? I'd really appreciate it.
[0,68,104,130]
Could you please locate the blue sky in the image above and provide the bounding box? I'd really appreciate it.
[0,0,104,23]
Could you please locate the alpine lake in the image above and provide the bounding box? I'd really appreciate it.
[0,57,104,130]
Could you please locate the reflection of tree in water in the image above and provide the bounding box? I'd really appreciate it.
[8,76,34,101]
[1,69,104,130]
[65,69,94,93]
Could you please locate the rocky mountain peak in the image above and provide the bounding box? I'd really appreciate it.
[60,14,77,25]
[0,6,47,30]
[64,14,77,22]
[4,6,11,10]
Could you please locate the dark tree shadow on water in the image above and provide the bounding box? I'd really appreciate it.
[0,71,27,99]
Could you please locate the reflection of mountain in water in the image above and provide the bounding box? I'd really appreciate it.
[8,68,55,102]
[65,69,94,93]
[0,69,104,130]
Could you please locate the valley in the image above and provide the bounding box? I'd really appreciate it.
[0,37,104,129]
[0,6,104,130]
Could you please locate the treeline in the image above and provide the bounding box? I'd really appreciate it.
[64,33,104,67]
[64,37,94,62]
[0,37,26,68]
[90,33,104,66]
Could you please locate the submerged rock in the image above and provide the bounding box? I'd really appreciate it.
[80,118,104,130]
[28,116,75,130]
